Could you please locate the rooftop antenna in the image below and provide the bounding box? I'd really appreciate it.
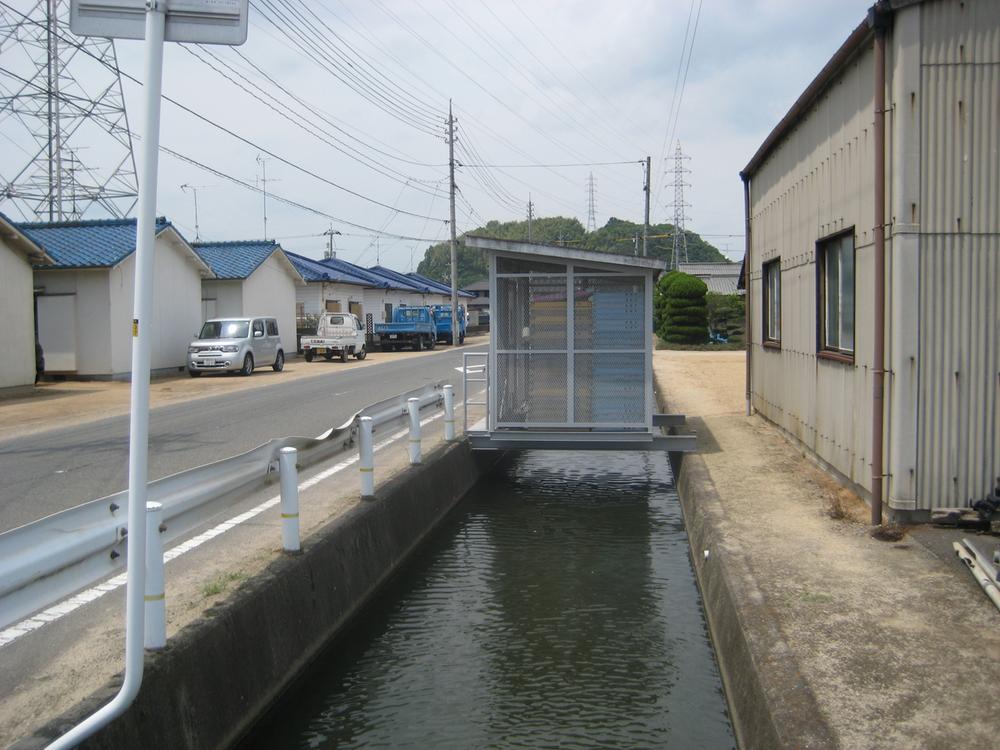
[255,154,278,240]
[180,184,208,241]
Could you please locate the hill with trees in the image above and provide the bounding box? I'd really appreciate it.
[416,216,727,287]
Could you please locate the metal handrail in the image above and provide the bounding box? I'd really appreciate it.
[0,382,445,632]
[462,352,488,434]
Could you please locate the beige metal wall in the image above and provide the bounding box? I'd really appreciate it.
[748,43,878,493]
[915,0,1000,507]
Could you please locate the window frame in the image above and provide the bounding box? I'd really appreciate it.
[815,228,856,363]
[761,257,782,349]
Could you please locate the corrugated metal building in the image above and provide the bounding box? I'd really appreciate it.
[741,0,999,519]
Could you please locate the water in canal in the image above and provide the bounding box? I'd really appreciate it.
[242,451,734,749]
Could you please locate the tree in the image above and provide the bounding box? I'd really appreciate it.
[705,292,745,343]
[656,272,709,344]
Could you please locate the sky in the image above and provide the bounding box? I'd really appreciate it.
[1,0,874,269]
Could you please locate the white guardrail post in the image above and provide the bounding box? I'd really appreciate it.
[407,398,422,464]
[279,447,301,553]
[443,384,455,441]
[143,502,165,651]
[359,416,375,498]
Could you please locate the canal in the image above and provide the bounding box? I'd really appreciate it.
[240,451,734,749]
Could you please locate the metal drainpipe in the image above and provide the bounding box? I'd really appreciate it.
[871,5,890,525]
[742,174,752,417]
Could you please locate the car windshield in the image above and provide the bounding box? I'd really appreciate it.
[327,315,345,325]
[199,320,249,339]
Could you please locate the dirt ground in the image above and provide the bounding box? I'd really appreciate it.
[654,350,1000,748]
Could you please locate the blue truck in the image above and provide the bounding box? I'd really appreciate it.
[431,304,467,345]
[373,306,438,352]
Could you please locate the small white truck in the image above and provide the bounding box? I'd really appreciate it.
[300,312,368,362]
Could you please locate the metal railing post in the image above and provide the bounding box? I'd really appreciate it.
[279,447,300,553]
[443,384,455,441]
[359,416,374,497]
[144,501,165,651]
[407,397,421,464]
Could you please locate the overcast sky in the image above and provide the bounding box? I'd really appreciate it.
[3,0,873,269]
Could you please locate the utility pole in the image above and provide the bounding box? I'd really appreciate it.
[527,195,534,242]
[448,100,459,347]
[643,155,651,257]
[323,225,341,259]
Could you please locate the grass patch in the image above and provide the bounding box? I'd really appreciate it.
[798,591,834,605]
[201,570,246,599]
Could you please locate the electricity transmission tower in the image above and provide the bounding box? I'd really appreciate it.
[586,172,597,232]
[665,142,691,270]
[0,0,138,221]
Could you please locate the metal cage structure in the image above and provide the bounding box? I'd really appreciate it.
[463,237,694,453]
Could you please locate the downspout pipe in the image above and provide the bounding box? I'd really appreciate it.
[741,173,752,417]
[869,1,891,525]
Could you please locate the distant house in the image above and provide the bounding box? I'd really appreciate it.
[404,271,476,303]
[193,240,304,355]
[0,213,52,390]
[286,252,390,326]
[741,0,999,519]
[677,262,743,295]
[367,265,454,310]
[19,217,212,378]
[463,279,490,326]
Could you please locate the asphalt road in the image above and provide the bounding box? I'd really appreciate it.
[0,344,486,532]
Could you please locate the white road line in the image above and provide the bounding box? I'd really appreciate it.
[0,411,445,650]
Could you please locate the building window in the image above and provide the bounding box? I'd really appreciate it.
[817,231,855,356]
[762,258,781,346]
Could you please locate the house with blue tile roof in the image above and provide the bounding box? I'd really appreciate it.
[405,271,475,301]
[0,213,53,390]
[285,251,383,327]
[193,240,305,355]
[18,217,212,378]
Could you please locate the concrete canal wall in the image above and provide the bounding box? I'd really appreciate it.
[17,441,503,750]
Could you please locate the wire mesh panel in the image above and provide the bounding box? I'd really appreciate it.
[574,353,646,424]
[574,276,645,350]
[496,353,568,423]
[496,276,567,351]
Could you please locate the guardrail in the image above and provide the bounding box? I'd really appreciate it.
[0,382,446,633]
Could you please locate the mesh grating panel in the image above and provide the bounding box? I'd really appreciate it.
[496,276,567,351]
[574,276,645,350]
[496,353,567,423]
[574,353,645,423]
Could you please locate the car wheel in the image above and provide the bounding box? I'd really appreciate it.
[304,350,314,362]
[413,336,423,352]
[272,350,284,372]
[340,348,349,363]
[427,335,436,350]
[241,353,254,376]
[188,369,202,378]
[355,346,367,360]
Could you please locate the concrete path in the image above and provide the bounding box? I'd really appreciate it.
[655,350,1000,749]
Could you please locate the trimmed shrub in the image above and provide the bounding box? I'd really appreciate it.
[655,271,708,344]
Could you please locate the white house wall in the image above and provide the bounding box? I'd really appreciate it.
[242,253,298,354]
[203,279,245,319]
[110,234,205,375]
[0,242,37,388]
[749,41,877,494]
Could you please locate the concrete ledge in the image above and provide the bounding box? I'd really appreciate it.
[15,440,502,750]
[673,450,836,750]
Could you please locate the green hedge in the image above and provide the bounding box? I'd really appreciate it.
[654,271,708,344]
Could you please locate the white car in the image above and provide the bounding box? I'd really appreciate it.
[187,317,284,377]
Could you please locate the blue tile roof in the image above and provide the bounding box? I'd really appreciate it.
[368,265,437,293]
[193,240,280,280]
[406,271,475,298]
[285,251,387,287]
[17,217,173,269]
